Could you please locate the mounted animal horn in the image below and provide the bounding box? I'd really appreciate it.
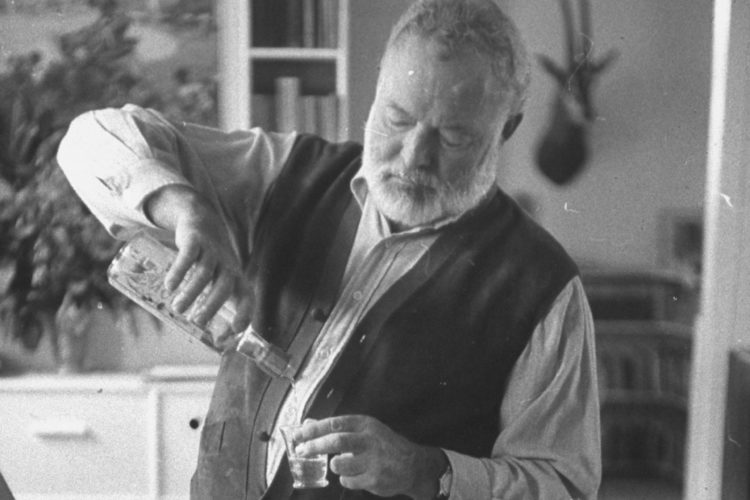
[535,0,617,185]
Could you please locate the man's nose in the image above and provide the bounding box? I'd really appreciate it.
[401,124,435,170]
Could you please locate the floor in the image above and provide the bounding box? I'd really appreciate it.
[599,477,683,500]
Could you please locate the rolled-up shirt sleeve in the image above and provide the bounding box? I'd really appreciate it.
[57,104,296,250]
[445,276,601,499]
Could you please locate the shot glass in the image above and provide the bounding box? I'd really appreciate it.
[279,425,329,489]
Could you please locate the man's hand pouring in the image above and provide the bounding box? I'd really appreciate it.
[145,185,254,342]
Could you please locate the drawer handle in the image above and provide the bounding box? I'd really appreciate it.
[29,418,90,439]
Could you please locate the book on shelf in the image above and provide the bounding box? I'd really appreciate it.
[302,0,316,48]
[285,0,302,47]
[301,95,318,135]
[318,93,338,141]
[318,0,338,48]
[280,0,338,48]
[274,77,301,133]
[270,77,338,138]
[251,94,275,131]
[253,0,287,47]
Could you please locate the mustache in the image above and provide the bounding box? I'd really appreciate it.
[380,169,443,191]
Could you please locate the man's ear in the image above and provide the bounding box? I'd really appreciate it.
[501,113,524,141]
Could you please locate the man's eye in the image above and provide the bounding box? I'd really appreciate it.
[440,132,472,150]
[385,110,413,129]
[388,118,412,129]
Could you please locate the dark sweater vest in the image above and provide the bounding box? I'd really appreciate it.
[190,135,578,500]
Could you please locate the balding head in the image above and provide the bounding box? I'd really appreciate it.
[382,0,530,117]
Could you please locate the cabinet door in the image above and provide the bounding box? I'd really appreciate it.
[156,384,213,499]
[0,390,149,498]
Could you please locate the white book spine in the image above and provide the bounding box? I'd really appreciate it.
[301,94,319,135]
[251,93,275,131]
[319,93,338,141]
[274,77,301,133]
[302,0,316,48]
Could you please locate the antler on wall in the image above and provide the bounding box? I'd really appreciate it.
[535,0,618,185]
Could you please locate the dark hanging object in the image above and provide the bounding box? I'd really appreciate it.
[535,0,617,186]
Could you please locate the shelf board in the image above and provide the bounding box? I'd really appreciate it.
[250,47,339,61]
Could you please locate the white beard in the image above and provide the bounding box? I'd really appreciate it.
[360,144,498,229]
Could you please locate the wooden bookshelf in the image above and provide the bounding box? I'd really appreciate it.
[216,0,349,141]
[584,269,697,485]
[723,349,750,500]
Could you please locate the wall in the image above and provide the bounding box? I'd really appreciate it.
[502,0,712,268]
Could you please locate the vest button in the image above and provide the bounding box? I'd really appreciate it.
[259,430,272,442]
[311,307,328,322]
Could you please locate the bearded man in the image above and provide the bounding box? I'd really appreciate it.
[58,0,601,498]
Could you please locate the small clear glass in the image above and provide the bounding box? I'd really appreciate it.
[279,425,329,489]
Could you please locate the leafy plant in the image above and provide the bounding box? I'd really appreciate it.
[0,0,215,353]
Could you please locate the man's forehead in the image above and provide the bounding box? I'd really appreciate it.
[378,48,504,116]
[379,36,503,95]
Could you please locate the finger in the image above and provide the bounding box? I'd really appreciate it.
[171,259,216,313]
[190,269,234,326]
[165,242,200,292]
[296,432,368,457]
[330,452,368,477]
[297,415,367,441]
[339,473,374,492]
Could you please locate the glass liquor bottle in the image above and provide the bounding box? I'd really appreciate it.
[108,232,295,380]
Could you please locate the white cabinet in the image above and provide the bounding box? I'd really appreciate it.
[0,376,149,499]
[150,382,213,499]
[0,369,216,500]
